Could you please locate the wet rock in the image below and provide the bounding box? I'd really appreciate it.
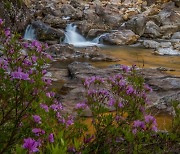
[143,40,160,48]
[143,21,161,38]
[102,30,139,45]
[32,20,64,41]
[155,47,180,55]
[123,15,147,36]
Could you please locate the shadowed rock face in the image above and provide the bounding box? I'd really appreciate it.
[0,0,30,32]
[31,20,65,42]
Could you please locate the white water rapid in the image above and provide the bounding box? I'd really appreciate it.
[24,25,36,40]
[64,24,107,47]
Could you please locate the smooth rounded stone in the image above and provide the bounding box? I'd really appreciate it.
[143,40,160,48]
[143,21,161,38]
[155,47,180,55]
[32,20,64,41]
[172,32,180,39]
[122,15,147,36]
[102,30,139,45]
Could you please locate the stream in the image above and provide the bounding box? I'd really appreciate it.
[24,23,179,130]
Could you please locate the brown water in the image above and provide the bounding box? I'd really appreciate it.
[84,112,173,135]
[92,46,180,76]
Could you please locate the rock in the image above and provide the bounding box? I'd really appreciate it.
[32,20,64,41]
[46,44,75,58]
[158,8,180,26]
[123,8,139,20]
[173,42,180,50]
[58,62,180,114]
[143,21,161,38]
[61,4,83,20]
[160,25,179,39]
[143,40,160,48]
[155,47,180,55]
[87,29,109,38]
[83,8,101,23]
[143,5,160,16]
[104,14,124,28]
[70,0,82,8]
[103,30,139,45]
[160,42,172,48]
[172,32,180,39]
[123,15,147,36]
[43,14,67,29]
[173,0,180,7]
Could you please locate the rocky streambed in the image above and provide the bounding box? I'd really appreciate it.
[21,0,180,119]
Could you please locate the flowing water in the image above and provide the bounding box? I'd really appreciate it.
[23,24,36,40]
[63,23,106,47]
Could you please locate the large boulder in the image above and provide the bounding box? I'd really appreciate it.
[60,4,83,20]
[122,15,147,36]
[158,7,180,26]
[43,14,67,29]
[143,21,161,38]
[102,30,139,45]
[32,21,64,41]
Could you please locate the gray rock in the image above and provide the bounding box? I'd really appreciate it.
[102,30,139,45]
[143,40,160,49]
[123,15,147,36]
[143,21,161,38]
[156,47,180,55]
[172,32,180,39]
[32,20,64,41]
[160,25,179,39]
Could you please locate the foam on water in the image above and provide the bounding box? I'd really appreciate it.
[63,24,106,47]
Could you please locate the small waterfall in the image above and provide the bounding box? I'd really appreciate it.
[64,24,107,47]
[23,25,36,41]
